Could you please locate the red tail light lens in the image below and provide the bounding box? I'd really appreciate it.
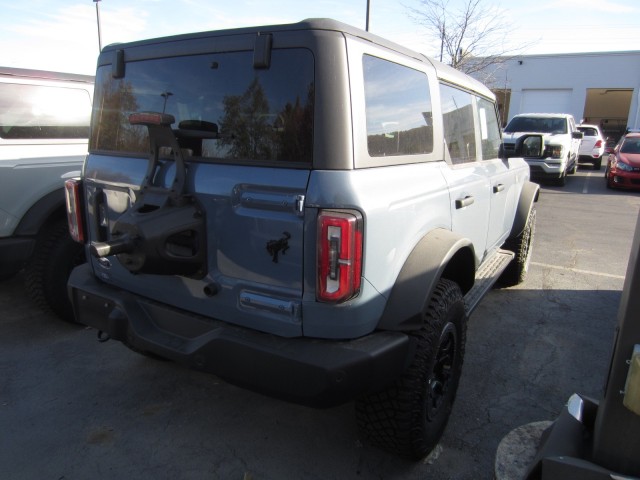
[64,178,85,243]
[317,210,363,303]
[594,140,603,148]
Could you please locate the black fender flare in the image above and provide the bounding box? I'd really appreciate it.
[508,181,539,239]
[377,228,475,331]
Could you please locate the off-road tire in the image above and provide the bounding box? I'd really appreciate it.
[499,207,536,287]
[355,279,467,460]
[24,218,85,322]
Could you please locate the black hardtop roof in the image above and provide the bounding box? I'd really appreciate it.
[101,18,405,52]
[100,18,492,99]
[0,66,94,84]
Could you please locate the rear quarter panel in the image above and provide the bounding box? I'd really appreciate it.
[0,143,86,236]
[301,163,452,338]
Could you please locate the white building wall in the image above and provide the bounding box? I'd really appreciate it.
[476,51,640,130]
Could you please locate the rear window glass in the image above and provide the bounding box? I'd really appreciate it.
[0,83,91,139]
[578,127,598,136]
[91,49,314,165]
[363,55,433,157]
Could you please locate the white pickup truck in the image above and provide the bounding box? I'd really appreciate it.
[503,113,584,186]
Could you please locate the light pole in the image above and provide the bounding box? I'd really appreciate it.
[439,21,445,62]
[366,0,370,32]
[94,0,103,52]
[161,92,173,113]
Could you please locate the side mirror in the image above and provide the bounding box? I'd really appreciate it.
[501,134,545,159]
[572,131,584,140]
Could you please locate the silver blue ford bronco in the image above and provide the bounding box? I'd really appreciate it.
[65,19,540,459]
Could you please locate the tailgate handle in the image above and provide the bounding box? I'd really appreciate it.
[455,195,475,209]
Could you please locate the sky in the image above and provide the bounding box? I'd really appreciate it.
[1,0,639,76]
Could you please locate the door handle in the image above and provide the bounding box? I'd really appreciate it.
[493,184,505,193]
[455,195,475,209]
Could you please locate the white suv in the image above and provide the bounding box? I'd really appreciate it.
[0,67,93,321]
[577,123,605,170]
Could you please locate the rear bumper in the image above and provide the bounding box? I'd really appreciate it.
[68,264,412,408]
[578,154,602,163]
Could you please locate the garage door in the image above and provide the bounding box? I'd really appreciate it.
[520,89,572,114]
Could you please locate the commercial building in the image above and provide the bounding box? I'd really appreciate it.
[474,51,640,141]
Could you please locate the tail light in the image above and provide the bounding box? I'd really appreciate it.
[64,178,85,243]
[594,140,603,148]
[317,210,363,303]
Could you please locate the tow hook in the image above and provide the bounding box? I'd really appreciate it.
[97,330,110,343]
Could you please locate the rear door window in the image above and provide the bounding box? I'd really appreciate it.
[440,84,477,164]
[476,97,501,161]
[91,49,314,165]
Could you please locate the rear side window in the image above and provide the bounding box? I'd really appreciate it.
[91,49,314,165]
[363,55,433,157]
[0,83,91,139]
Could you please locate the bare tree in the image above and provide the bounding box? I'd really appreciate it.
[408,0,533,79]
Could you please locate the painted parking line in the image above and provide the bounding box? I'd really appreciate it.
[581,168,602,194]
[531,261,625,280]
[582,171,592,194]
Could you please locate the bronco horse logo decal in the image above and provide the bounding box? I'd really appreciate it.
[266,231,291,263]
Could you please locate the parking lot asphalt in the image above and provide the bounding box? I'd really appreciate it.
[1,168,639,480]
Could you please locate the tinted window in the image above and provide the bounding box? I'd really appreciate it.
[440,84,476,164]
[363,55,433,157]
[621,137,640,154]
[578,127,598,137]
[0,83,91,139]
[504,116,567,134]
[91,49,314,165]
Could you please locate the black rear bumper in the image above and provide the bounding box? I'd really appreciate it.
[68,264,412,408]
